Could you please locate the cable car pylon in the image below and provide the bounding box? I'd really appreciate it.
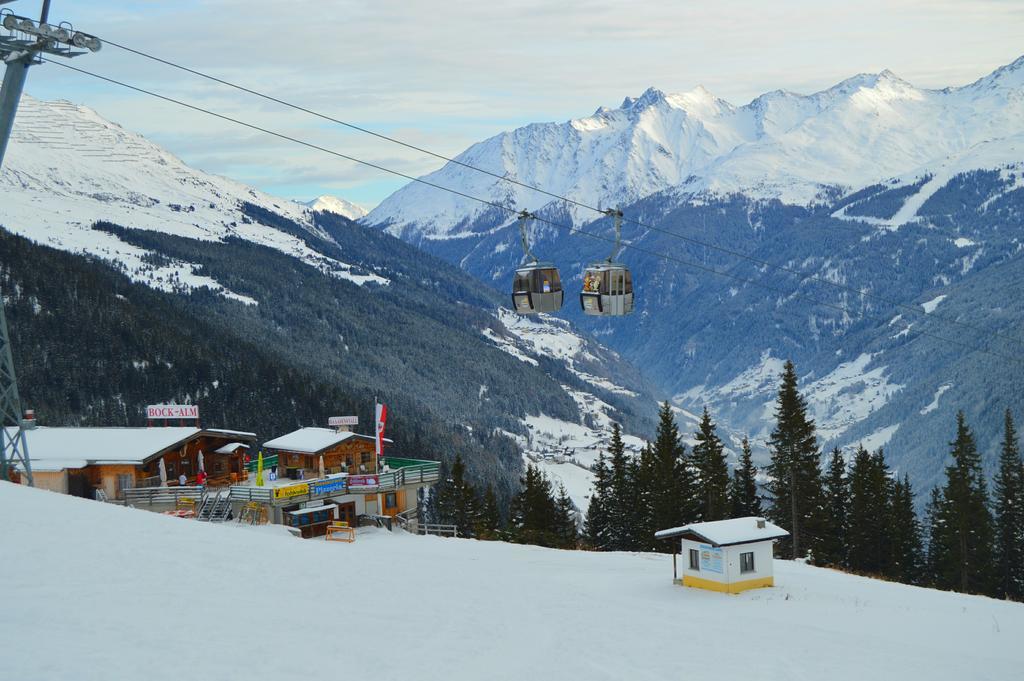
[0,0,102,484]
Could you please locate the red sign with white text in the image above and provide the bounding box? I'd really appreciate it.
[348,474,379,488]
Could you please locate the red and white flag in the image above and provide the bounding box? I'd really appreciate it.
[375,402,388,459]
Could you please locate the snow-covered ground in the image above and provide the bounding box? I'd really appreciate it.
[4,482,1023,681]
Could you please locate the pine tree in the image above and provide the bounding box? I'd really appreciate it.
[604,423,634,550]
[475,484,502,540]
[923,487,945,588]
[584,451,612,549]
[553,483,580,549]
[509,464,559,548]
[817,448,849,568]
[729,437,762,517]
[846,447,893,575]
[931,412,995,595]
[993,409,1024,600]
[630,442,658,551]
[766,360,826,560]
[647,402,696,547]
[888,474,924,585]
[692,407,731,521]
[436,454,478,538]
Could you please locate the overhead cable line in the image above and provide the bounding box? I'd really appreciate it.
[40,58,1024,368]
[94,38,1024,351]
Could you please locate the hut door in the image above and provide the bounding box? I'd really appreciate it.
[67,472,89,498]
[383,490,405,518]
[337,502,357,527]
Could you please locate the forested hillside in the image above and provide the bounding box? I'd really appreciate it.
[0,220,656,501]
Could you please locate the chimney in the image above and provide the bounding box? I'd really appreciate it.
[756,518,766,529]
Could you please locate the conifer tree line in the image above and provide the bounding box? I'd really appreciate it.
[433,358,1024,600]
[433,454,578,549]
[581,360,1024,600]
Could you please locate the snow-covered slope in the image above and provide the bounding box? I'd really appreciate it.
[0,96,386,296]
[301,194,368,220]
[366,56,1024,235]
[4,482,1022,681]
[483,308,656,511]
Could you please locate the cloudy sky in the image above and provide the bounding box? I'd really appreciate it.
[16,0,1024,208]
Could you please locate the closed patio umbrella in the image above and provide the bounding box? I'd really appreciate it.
[319,454,325,480]
[256,450,264,487]
[198,450,205,473]
[158,457,168,487]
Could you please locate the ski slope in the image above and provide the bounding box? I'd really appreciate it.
[3,482,1022,681]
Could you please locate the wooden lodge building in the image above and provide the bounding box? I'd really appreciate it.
[262,427,385,480]
[15,426,256,500]
[256,427,435,536]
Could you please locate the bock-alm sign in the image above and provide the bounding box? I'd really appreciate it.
[146,404,199,420]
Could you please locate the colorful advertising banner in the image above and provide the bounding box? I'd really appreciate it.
[272,483,309,500]
[699,544,724,574]
[311,478,348,496]
[348,474,379,489]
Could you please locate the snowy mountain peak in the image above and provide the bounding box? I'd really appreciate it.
[302,195,368,220]
[964,53,1024,91]
[621,86,668,110]
[366,55,1024,237]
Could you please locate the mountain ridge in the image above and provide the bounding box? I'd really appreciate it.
[364,54,1024,236]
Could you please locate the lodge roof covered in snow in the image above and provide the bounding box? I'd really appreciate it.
[7,426,256,471]
[654,517,789,547]
[262,427,390,454]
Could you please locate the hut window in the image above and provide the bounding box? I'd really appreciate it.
[360,452,372,465]
[116,474,133,495]
[740,551,755,574]
[215,460,225,473]
[688,548,699,571]
[385,492,397,509]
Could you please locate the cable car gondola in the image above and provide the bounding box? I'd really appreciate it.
[511,210,563,314]
[580,208,634,316]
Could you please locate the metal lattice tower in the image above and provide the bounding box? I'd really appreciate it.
[0,299,31,484]
[0,1,101,483]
